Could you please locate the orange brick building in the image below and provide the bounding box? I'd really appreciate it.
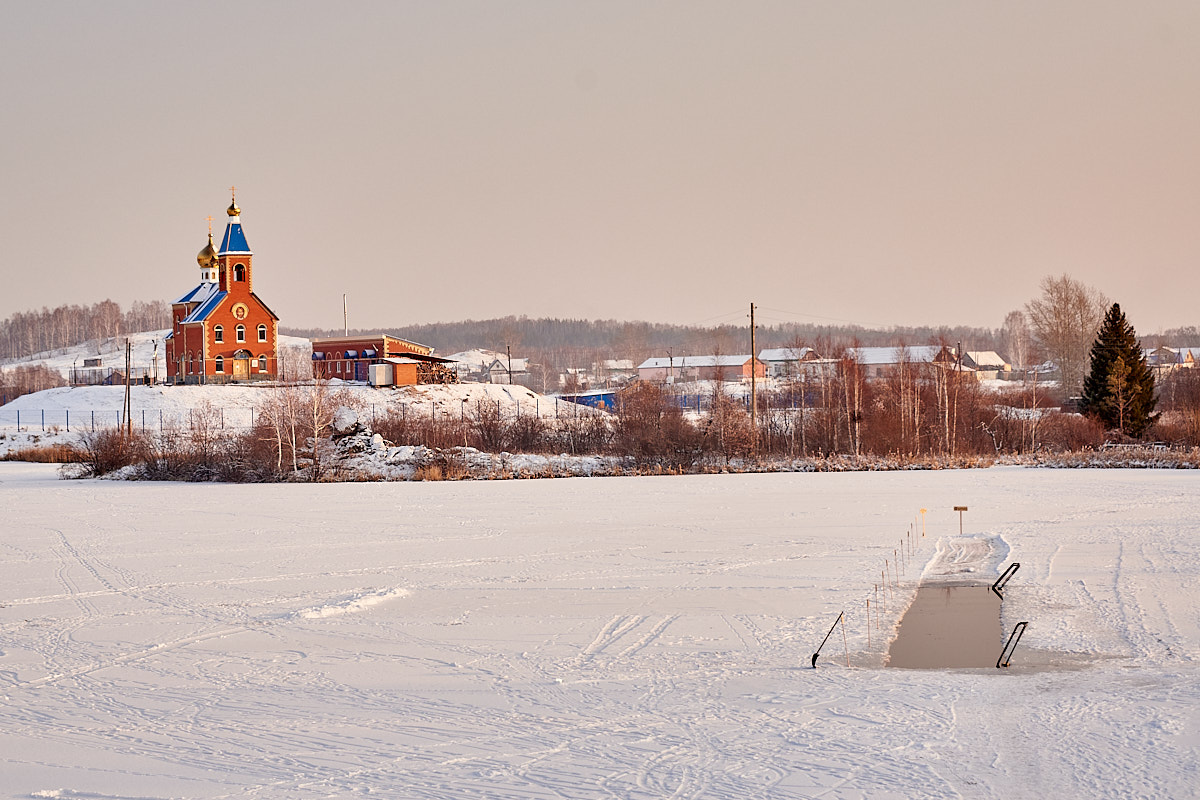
[165,194,280,383]
[310,334,457,385]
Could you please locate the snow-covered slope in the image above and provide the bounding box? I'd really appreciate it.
[0,464,1196,797]
[0,380,597,455]
[0,330,313,378]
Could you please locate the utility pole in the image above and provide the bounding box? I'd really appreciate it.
[343,294,349,336]
[124,339,132,438]
[506,343,513,384]
[750,302,757,452]
[667,348,674,385]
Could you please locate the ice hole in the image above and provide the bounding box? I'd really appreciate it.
[886,584,1002,669]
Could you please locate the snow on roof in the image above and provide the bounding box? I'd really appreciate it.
[598,359,635,370]
[488,357,529,372]
[639,355,753,369]
[965,351,1008,369]
[846,346,946,365]
[758,347,814,362]
[181,290,227,324]
[173,281,220,306]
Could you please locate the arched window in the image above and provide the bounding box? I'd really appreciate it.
[257,324,267,342]
[259,354,267,372]
[236,324,246,342]
[187,352,194,374]
[234,264,245,282]
[214,324,223,343]
[215,355,224,373]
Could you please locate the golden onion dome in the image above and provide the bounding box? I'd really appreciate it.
[196,233,219,268]
[227,198,241,217]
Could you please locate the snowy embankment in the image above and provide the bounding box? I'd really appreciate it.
[0,464,1196,798]
[0,381,597,459]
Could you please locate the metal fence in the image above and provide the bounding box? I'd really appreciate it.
[0,406,258,434]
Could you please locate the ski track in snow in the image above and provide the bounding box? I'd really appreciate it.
[0,463,1198,798]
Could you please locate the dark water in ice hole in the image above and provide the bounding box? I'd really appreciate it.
[886,585,1003,669]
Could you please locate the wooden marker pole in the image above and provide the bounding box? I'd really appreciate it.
[866,599,871,649]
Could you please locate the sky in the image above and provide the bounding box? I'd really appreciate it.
[2,1,1198,334]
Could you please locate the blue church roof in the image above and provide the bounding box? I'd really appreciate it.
[173,281,220,306]
[182,290,228,323]
[219,222,251,254]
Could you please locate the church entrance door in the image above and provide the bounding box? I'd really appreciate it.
[232,350,251,380]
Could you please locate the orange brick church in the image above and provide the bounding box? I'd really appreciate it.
[165,193,280,383]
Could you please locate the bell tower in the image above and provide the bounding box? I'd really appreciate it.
[218,188,253,293]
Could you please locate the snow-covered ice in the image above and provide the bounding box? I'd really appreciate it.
[1,464,1197,798]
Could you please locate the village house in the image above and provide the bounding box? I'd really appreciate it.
[1145,346,1199,375]
[487,355,530,385]
[845,345,959,379]
[637,355,766,383]
[757,347,822,378]
[165,194,279,383]
[962,351,1011,380]
[310,334,456,385]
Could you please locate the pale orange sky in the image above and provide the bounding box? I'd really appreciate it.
[2,2,1197,333]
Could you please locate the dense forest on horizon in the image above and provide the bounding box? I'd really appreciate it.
[281,316,1007,362]
[2,301,1197,368]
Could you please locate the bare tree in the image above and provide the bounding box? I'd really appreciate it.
[1025,274,1108,395]
[999,309,1034,371]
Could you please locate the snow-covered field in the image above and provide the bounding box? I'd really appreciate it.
[1,465,1197,798]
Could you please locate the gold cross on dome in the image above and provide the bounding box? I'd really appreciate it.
[230,185,236,201]
[205,215,214,235]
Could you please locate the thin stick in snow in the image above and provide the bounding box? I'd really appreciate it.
[841,614,850,667]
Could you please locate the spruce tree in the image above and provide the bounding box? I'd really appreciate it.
[1079,303,1157,437]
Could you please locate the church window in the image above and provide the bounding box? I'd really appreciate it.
[235,264,245,282]
[214,325,223,343]
[215,355,224,373]
[236,324,246,343]
[257,324,267,342]
[187,352,194,374]
[259,354,267,372]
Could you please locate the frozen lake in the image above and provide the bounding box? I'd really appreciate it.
[1,463,1197,798]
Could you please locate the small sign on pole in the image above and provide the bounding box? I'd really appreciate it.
[954,506,968,535]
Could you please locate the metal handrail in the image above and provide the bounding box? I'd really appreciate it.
[997,621,1029,668]
[811,611,843,668]
[992,562,1020,597]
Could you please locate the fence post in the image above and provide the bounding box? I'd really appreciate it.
[42,409,45,431]
[91,410,95,432]
[66,409,69,432]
